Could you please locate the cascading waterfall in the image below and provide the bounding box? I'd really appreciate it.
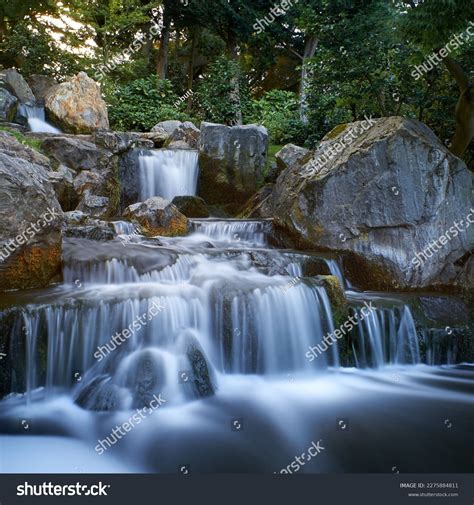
[138,149,199,201]
[21,104,61,134]
[0,217,471,474]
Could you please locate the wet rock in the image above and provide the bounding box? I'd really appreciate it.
[177,331,215,398]
[45,72,109,133]
[119,148,141,211]
[123,197,188,237]
[273,117,473,291]
[172,196,210,218]
[199,122,268,206]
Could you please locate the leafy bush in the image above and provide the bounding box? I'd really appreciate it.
[104,76,193,132]
[245,90,307,145]
[194,56,250,125]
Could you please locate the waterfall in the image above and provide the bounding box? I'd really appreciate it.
[0,216,471,474]
[138,149,199,201]
[189,219,272,247]
[21,104,61,134]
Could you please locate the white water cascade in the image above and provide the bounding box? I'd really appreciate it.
[139,149,199,201]
[0,218,472,474]
[21,104,61,134]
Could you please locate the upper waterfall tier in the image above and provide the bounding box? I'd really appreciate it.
[138,149,199,201]
[21,104,61,133]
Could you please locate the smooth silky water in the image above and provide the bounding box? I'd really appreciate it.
[0,217,473,473]
[21,105,61,134]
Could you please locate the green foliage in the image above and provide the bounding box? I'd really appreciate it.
[245,90,307,145]
[195,56,250,125]
[104,76,193,132]
[0,22,86,78]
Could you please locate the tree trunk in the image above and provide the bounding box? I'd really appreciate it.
[227,38,242,125]
[156,7,171,81]
[187,27,199,113]
[299,36,318,124]
[442,55,474,157]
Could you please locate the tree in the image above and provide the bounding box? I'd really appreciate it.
[400,0,474,157]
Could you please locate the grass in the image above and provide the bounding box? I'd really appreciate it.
[0,126,43,152]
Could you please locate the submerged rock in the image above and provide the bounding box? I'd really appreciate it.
[273,117,473,291]
[45,72,109,133]
[123,197,188,237]
[199,122,268,206]
[177,330,215,398]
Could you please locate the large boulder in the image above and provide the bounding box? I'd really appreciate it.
[0,69,35,104]
[45,72,109,133]
[272,117,473,291]
[0,88,18,122]
[199,122,268,206]
[0,140,63,290]
[123,197,187,237]
[27,74,58,106]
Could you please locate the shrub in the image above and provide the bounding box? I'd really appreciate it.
[103,76,193,132]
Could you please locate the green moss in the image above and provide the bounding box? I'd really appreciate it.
[0,127,44,153]
[323,123,348,141]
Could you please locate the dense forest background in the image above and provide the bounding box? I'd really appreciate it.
[1,0,473,167]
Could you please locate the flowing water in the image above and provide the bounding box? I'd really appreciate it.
[21,105,61,134]
[0,216,473,473]
[139,149,199,201]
